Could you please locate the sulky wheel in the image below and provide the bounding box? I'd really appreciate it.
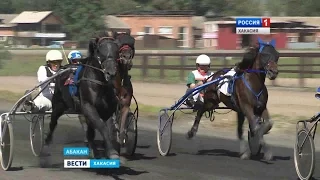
[157,110,174,156]
[294,128,315,180]
[248,129,262,156]
[0,115,14,171]
[30,114,44,157]
[123,112,138,156]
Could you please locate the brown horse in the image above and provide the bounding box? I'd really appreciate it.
[186,39,279,161]
[112,31,135,148]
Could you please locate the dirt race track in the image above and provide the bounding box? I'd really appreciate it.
[0,76,319,133]
[0,76,320,179]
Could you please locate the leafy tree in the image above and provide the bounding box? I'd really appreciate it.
[54,0,106,42]
[223,0,263,16]
[102,0,140,14]
[302,0,320,16]
[0,0,15,13]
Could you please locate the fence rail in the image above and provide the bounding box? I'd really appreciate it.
[8,49,320,87]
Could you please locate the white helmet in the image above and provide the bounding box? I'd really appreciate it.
[196,54,211,65]
[68,50,82,60]
[46,50,63,62]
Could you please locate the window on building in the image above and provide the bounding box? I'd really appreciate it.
[144,26,153,34]
[177,26,188,47]
[158,26,173,35]
[205,24,211,32]
[211,39,217,47]
[288,36,298,43]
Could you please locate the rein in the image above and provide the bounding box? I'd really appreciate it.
[74,61,109,86]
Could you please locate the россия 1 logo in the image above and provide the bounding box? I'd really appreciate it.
[63,147,120,168]
[235,17,270,34]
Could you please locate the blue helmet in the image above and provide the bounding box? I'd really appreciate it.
[316,87,320,99]
[68,50,82,63]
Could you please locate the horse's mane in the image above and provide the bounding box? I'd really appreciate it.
[87,30,115,58]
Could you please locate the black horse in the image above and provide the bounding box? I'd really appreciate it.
[187,38,279,161]
[43,31,121,159]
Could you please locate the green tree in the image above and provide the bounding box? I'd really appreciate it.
[223,0,263,16]
[302,0,320,16]
[54,0,106,42]
[102,0,140,14]
[0,0,15,13]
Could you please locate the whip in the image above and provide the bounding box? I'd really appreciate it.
[60,44,69,64]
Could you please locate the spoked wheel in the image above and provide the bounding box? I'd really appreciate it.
[248,129,262,156]
[294,128,315,180]
[157,110,174,156]
[123,112,138,156]
[30,115,44,157]
[0,115,14,171]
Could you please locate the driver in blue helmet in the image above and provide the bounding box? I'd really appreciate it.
[316,87,320,99]
[66,50,88,143]
[65,50,83,84]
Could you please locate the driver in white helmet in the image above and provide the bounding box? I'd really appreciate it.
[186,54,214,109]
[32,50,63,111]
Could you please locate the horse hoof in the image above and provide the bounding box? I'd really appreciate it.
[109,154,120,159]
[39,156,50,168]
[240,152,250,160]
[41,145,51,157]
[120,156,127,165]
[186,131,194,139]
[264,151,273,161]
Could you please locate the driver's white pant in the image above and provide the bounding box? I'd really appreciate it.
[33,95,52,111]
[193,93,200,101]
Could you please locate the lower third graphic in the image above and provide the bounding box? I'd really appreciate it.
[64,159,120,168]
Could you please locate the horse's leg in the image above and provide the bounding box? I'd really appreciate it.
[86,121,99,158]
[261,108,273,135]
[259,108,274,161]
[239,104,262,155]
[42,100,65,156]
[81,102,119,159]
[44,101,65,145]
[119,76,133,146]
[186,106,206,139]
[119,102,130,146]
[78,114,88,144]
[237,111,250,160]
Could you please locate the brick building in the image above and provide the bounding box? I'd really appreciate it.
[0,14,18,45]
[203,16,320,50]
[115,11,198,48]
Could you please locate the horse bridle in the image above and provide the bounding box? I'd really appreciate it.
[79,37,119,86]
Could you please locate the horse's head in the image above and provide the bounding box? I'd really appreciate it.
[115,32,134,68]
[256,38,279,80]
[88,31,119,82]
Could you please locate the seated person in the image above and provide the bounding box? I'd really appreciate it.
[65,50,83,107]
[316,87,320,99]
[32,50,64,112]
[185,54,214,108]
